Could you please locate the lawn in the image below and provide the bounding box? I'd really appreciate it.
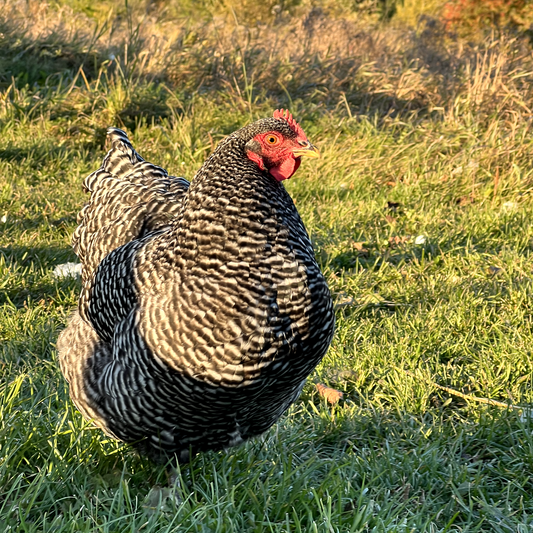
[1,0,533,531]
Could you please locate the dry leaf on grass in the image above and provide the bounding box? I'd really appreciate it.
[351,241,369,255]
[389,235,409,246]
[457,195,475,206]
[316,383,344,404]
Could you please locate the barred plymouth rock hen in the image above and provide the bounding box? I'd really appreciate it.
[57,110,335,463]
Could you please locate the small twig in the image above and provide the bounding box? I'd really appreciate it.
[403,370,531,413]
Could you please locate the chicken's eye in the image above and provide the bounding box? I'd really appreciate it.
[266,135,279,145]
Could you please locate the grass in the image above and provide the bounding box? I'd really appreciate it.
[1,0,533,531]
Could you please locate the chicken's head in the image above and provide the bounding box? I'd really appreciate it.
[245,109,319,182]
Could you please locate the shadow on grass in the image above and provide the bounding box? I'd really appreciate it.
[0,243,75,267]
[0,21,101,90]
[0,274,80,308]
[0,243,79,307]
[0,144,75,165]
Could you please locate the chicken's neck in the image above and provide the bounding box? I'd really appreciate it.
[147,136,307,272]
[180,137,297,235]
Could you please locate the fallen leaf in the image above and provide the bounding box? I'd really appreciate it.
[389,236,409,246]
[351,241,369,254]
[316,383,343,404]
[457,196,475,206]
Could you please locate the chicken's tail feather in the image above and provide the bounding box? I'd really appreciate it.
[84,128,145,193]
[72,126,189,285]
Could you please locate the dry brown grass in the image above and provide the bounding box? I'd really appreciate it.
[2,1,532,124]
[1,0,532,187]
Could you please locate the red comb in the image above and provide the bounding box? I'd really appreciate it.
[273,109,306,139]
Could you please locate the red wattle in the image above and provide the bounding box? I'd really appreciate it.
[247,151,265,171]
[270,157,301,182]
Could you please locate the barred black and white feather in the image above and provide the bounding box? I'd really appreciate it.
[58,119,335,463]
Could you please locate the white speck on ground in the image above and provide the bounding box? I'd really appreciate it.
[52,262,82,278]
[502,201,518,212]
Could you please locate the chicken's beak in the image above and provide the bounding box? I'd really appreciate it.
[293,141,320,159]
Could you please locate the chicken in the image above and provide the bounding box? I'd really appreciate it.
[57,110,335,463]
